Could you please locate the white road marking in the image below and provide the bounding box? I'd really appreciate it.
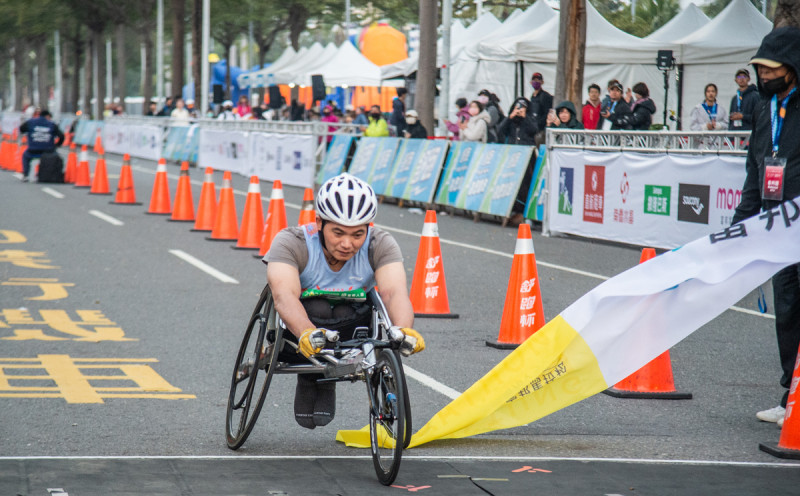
[41,187,65,199]
[404,365,461,400]
[88,210,124,226]
[2,455,798,468]
[169,249,239,284]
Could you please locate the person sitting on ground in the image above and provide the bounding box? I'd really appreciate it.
[547,101,584,129]
[402,110,428,139]
[690,83,729,131]
[600,81,633,130]
[19,109,64,182]
[629,82,656,130]
[459,100,490,142]
[582,83,603,130]
[363,105,389,137]
[263,173,424,429]
[498,97,537,145]
[444,97,470,140]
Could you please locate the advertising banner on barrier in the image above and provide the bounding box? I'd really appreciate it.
[404,140,450,202]
[318,135,354,183]
[436,142,482,206]
[546,150,747,248]
[249,132,315,188]
[482,145,534,217]
[524,146,548,221]
[2,113,24,135]
[163,126,190,161]
[74,120,103,145]
[104,122,163,160]
[348,137,382,181]
[385,139,425,197]
[182,125,200,164]
[367,138,401,194]
[456,144,505,212]
[198,128,249,175]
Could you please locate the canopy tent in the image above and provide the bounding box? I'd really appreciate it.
[271,43,332,85]
[645,3,710,44]
[237,46,297,89]
[289,43,340,86]
[316,41,384,87]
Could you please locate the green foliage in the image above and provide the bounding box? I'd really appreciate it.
[590,0,680,38]
[702,0,769,19]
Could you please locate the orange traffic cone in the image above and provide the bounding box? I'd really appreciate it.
[146,158,172,215]
[0,135,8,170]
[89,152,111,195]
[8,136,19,173]
[409,211,458,318]
[603,248,692,399]
[207,171,239,241]
[112,154,141,205]
[73,145,92,188]
[297,188,316,225]
[63,129,72,148]
[486,223,546,349]
[760,344,800,459]
[14,140,26,174]
[234,176,265,249]
[191,167,217,232]
[169,162,195,222]
[256,180,288,257]
[64,143,78,183]
[93,127,103,154]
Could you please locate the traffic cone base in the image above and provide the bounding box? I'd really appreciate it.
[758,443,800,460]
[760,341,800,459]
[111,155,142,206]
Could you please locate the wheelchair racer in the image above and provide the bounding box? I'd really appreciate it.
[263,173,425,429]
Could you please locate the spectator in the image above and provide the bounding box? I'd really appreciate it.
[185,99,197,118]
[354,105,369,127]
[290,100,305,121]
[145,101,158,116]
[403,110,428,139]
[157,96,174,117]
[217,100,237,120]
[235,95,252,119]
[19,109,64,182]
[498,97,537,145]
[690,83,729,131]
[600,81,633,130]
[444,97,470,140]
[389,88,408,136]
[364,105,389,137]
[529,72,553,142]
[547,101,584,129]
[170,98,191,122]
[478,89,504,142]
[321,105,339,144]
[732,27,800,428]
[729,68,760,130]
[583,83,603,130]
[629,82,656,130]
[459,100,490,142]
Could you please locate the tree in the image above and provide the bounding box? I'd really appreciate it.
[702,0,770,18]
[171,0,186,98]
[556,0,586,118]
[773,0,800,27]
[211,0,248,98]
[590,0,679,38]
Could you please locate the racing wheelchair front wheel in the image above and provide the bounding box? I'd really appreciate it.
[226,285,283,449]
[368,348,407,485]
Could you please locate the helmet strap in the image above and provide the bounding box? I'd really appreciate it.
[319,219,329,251]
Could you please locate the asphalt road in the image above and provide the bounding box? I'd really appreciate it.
[1,152,798,494]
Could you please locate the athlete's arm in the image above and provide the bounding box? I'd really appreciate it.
[374,261,414,328]
[266,261,315,339]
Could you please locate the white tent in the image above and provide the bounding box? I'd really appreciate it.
[237,46,297,89]
[315,42,384,87]
[289,43,340,86]
[270,43,325,85]
[645,3,710,44]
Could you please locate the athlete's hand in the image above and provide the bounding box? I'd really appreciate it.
[298,328,332,358]
[389,326,425,356]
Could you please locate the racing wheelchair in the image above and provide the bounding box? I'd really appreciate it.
[225,284,413,485]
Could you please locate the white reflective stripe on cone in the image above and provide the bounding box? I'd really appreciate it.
[271,188,284,199]
[514,238,535,255]
[421,222,439,237]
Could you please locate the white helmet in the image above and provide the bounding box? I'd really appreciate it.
[316,174,378,226]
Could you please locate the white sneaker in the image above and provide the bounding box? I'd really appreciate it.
[778,416,785,428]
[756,405,785,423]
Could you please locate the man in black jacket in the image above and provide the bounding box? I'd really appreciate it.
[389,88,408,136]
[600,81,633,130]
[19,110,64,182]
[729,68,760,131]
[732,27,800,427]
[498,97,537,145]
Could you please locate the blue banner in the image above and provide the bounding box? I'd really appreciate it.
[347,137,382,181]
[318,135,354,183]
[369,138,402,195]
[180,125,200,163]
[481,145,534,216]
[404,140,450,202]
[455,144,505,211]
[385,139,425,198]
[73,120,103,146]
[524,145,547,221]
[435,142,481,206]
[162,126,190,161]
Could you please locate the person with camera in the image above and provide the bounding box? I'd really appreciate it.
[498,97,537,146]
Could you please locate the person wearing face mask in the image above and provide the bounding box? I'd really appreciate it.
[402,110,428,139]
[363,105,389,137]
[390,88,408,136]
[478,89,503,143]
[321,105,339,144]
[529,72,553,139]
[690,83,729,131]
[459,101,491,142]
[444,98,470,140]
[629,82,656,131]
[731,27,800,429]
[498,97,537,145]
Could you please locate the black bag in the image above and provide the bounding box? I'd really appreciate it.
[37,151,64,183]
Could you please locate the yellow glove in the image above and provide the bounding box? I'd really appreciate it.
[298,328,328,358]
[389,326,425,356]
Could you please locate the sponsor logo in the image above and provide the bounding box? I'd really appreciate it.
[644,185,671,216]
[558,167,574,215]
[677,183,710,224]
[520,278,537,292]
[620,172,630,204]
[583,165,605,224]
[716,187,742,225]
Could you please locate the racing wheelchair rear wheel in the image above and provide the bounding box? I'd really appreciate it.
[226,285,283,449]
[368,348,407,485]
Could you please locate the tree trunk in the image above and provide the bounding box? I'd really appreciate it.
[192,0,201,109]
[172,0,186,98]
[142,29,154,114]
[288,5,308,51]
[93,30,107,120]
[70,35,83,114]
[13,39,26,111]
[416,0,438,133]
[84,35,92,115]
[555,0,586,120]
[36,36,50,109]
[116,23,127,111]
[225,43,232,100]
[774,0,800,28]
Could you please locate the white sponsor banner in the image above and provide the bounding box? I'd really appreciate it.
[103,122,164,161]
[198,128,249,175]
[2,113,24,135]
[248,132,314,188]
[547,150,746,249]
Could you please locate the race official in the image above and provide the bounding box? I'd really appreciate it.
[19,110,64,182]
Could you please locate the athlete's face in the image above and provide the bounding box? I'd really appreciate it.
[318,220,369,262]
